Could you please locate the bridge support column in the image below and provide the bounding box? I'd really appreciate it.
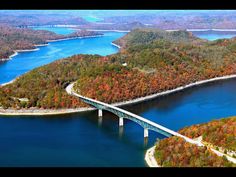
[144,128,149,138]
[119,117,124,127]
[98,109,103,117]
[119,126,124,139]
[98,116,102,127]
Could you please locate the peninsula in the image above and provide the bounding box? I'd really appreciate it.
[1,29,236,115]
[0,25,103,60]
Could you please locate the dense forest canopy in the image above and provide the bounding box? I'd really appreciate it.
[114,28,203,48]
[0,55,100,109]
[1,28,236,110]
[154,116,236,167]
[179,116,236,151]
[154,136,235,167]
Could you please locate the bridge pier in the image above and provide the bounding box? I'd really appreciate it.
[119,126,124,139]
[144,137,148,147]
[98,116,103,127]
[144,128,149,138]
[73,91,199,146]
[98,109,103,117]
[119,117,124,127]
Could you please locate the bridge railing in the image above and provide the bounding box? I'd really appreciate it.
[71,87,203,146]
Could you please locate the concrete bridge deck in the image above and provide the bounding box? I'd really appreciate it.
[67,83,203,146]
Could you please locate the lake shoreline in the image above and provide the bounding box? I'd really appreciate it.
[0,48,39,61]
[111,42,121,49]
[145,134,236,167]
[145,145,160,167]
[166,28,236,32]
[0,107,95,116]
[0,34,104,61]
[1,74,236,116]
[108,74,236,107]
[46,34,103,42]
[86,29,130,32]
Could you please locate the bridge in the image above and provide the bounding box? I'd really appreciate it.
[66,83,203,146]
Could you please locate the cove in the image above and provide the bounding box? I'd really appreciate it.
[0,31,126,85]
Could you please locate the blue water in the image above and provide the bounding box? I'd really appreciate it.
[192,30,236,41]
[125,79,236,130]
[0,32,126,85]
[83,16,103,22]
[0,28,236,166]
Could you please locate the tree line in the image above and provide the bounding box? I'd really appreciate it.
[1,29,236,110]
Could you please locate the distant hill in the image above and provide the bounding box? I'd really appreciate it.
[102,10,236,30]
[113,28,203,49]
[0,13,89,27]
[0,26,102,59]
[0,25,62,59]
[1,10,236,30]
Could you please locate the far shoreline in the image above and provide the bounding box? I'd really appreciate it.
[166,28,236,32]
[0,34,104,61]
[1,74,236,116]
[46,34,103,42]
[0,107,95,116]
[85,29,130,33]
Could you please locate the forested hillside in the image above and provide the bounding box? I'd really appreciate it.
[0,12,89,26]
[0,26,102,59]
[154,116,236,167]
[179,116,236,152]
[113,28,203,49]
[1,29,236,110]
[74,29,236,104]
[0,55,100,109]
[154,136,235,167]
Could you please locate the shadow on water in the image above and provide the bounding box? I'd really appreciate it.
[28,110,149,148]
[56,109,164,151]
[78,110,158,150]
[121,77,236,116]
[46,77,236,151]
[1,77,236,166]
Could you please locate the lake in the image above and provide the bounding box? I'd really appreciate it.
[191,30,236,41]
[0,31,126,85]
[0,27,236,167]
